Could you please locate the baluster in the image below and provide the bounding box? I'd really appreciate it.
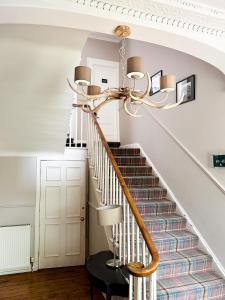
[123,194,126,265]
[136,225,140,262]
[143,240,146,300]
[149,270,157,300]
[100,143,104,192]
[127,205,130,263]
[131,215,135,262]
[80,109,83,146]
[75,105,78,146]
[129,275,133,300]
[110,165,113,205]
[118,185,122,260]
[105,157,109,205]
[134,277,142,300]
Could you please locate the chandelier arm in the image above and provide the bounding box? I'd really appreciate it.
[129,72,151,99]
[124,97,141,117]
[82,96,117,114]
[161,92,185,109]
[145,92,169,104]
[67,78,104,100]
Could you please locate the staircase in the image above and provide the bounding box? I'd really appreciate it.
[109,143,225,300]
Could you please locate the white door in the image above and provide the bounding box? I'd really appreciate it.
[87,58,120,142]
[39,160,86,269]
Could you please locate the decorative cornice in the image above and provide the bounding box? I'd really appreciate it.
[75,0,225,37]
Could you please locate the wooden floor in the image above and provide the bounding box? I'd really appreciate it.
[0,266,104,300]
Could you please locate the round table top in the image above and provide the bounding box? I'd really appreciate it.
[86,251,129,297]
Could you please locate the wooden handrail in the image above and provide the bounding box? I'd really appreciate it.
[92,114,159,278]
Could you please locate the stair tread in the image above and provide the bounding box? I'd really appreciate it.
[157,271,225,299]
[129,187,166,190]
[135,198,173,204]
[152,230,199,253]
[160,248,211,262]
[142,213,185,221]
[123,175,157,179]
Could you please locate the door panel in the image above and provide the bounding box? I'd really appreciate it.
[87,58,119,142]
[39,160,86,269]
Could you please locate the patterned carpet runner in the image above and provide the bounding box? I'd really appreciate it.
[110,145,225,300]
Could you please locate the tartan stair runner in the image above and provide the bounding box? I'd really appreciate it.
[110,145,225,300]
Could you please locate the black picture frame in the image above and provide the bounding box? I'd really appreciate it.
[176,75,195,104]
[150,70,163,96]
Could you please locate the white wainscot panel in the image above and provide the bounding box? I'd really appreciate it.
[45,186,61,219]
[66,185,81,217]
[44,224,60,257]
[46,167,61,181]
[66,167,81,181]
[65,222,80,256]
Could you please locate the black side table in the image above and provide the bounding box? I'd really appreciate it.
[86,251,129,300]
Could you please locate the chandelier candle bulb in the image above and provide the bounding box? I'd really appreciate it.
[127,56,144,79]
[160,74,176,92]
[74,66,91,86]
[87,85,101,95]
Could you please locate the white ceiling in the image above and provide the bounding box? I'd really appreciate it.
[196,0,225,9]
[0,25,87,155]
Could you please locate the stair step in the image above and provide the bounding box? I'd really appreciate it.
[157,271,225,300]
[135,199,176,215]
[110,148,140,156]
[107,142,120,148]
[142,214,187,233]
[124,176,159,188]
[152,230,199,253]
[158,249,213,279]
[130,187,167,200]
[114,156,146,166]
[119,165,152,176]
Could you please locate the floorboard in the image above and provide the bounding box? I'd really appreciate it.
[0,266,104,300]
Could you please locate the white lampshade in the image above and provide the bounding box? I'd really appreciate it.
[97,205,123,226]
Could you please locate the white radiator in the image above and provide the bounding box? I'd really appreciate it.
[0,225,31,275]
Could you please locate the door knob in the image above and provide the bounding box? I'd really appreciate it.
[80,217,85,222]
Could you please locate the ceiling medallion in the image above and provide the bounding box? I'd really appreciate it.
[68,25,187,117]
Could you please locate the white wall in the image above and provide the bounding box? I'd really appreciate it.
[0,25,87,155]
[0,157,37,254]
[81,37,119,64]
[120,39,225,268]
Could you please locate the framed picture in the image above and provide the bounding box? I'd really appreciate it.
[176,75,195,104]
[150,70,163,96]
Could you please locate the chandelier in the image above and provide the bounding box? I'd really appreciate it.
[68,25,185,117]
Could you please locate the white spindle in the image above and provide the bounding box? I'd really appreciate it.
[127,205,130,263]
[87,115,158,300]
[134,277,142,300]
[149,271,157,300]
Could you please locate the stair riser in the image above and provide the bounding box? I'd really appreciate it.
[111,148,140,156]
[124,177,159,188]
[130,189,167,200]
[114,157,146,166]
[157,282,225,300]
[136,202,176,215]
[145,219,187,233]
[119,166,152,176]
[154,236,199,253]
[158,257,213,279]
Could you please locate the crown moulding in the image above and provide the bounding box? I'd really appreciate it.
[74,0,225,38]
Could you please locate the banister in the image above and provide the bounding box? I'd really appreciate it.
[92,114,159,278]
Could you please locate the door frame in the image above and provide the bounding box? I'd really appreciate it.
[34,149,87,271]
[87,57,120,142]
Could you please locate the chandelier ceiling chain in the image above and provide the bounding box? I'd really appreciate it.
[119,37,127,89]
[68,25,187,117]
